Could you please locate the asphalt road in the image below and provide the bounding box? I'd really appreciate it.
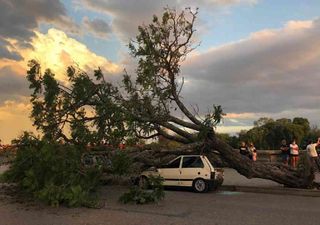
[1,185,320,225]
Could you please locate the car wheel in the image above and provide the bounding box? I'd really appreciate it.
[192,178,208,193]
[138,176,149,189]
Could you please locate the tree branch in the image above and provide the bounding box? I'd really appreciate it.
[160,121,196,142]
[158,129,191,144]
[168,115,201,131]
[171,79,202,126]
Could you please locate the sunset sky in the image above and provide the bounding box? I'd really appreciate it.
[0,0,320,144]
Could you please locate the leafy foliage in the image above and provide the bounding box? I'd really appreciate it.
[27,60,128,147]
[2,132,101,207]
[119,176,165,204]
[110,151,132,176]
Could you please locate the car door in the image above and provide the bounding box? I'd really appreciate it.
[158,156,182,186]
[179,156,207,187]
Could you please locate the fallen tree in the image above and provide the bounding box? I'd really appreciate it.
[26,8,314,188]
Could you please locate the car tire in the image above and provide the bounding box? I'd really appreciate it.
[138,176,149,189]
[192,178,208,193]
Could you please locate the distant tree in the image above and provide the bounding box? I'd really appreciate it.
[308,126,320,140]
[215,133,239,149]
[253,117,274,127]
[242,126,268,149]
[276,118,291,124]
[293,117,310,134]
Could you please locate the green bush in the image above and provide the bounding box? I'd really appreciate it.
[2,132,102,207]
[119,175,165,204]
[110,151,132,175]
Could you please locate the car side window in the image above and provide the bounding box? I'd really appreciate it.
[165,157,181,168]
[182,156,204,168]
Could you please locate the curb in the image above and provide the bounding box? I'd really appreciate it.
[220,185,320,197]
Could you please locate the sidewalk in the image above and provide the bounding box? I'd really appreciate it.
[223,168,282,187]
[221,168,320,197]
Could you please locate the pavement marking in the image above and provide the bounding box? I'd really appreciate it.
[217,191,242,196]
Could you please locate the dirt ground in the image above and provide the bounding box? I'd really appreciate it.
[1,184,320,225]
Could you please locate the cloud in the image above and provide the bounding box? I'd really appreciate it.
[0,0,77,41]
[0,38,23,61]
[79,0,257,41]
[216,125,253,134]
[82,17,112,39]
[179,18,320,126]
[26,28,121,82]
[0,0,78,61]
[0,66,29,104]
[0,100,35,144]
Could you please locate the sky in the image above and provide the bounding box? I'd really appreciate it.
[0,0,320,144]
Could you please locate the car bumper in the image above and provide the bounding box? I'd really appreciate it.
[208,175,224,190]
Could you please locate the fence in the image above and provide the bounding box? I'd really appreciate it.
[254,150,307,163]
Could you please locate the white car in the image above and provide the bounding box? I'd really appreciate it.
[140,155,224,193]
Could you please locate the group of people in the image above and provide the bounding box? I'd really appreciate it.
[280,138,320,170]
[280,139,300,168]
[239,141,257,161]
[239,138,320,170]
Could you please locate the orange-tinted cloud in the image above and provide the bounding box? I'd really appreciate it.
[0,100,37,144]
[12,28,121,82]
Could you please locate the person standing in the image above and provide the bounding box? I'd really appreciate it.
[290,139,299,168]
[247,142,257,161]
[306,140,320,172]
[280,139,290,165]
[239,141,249,158]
